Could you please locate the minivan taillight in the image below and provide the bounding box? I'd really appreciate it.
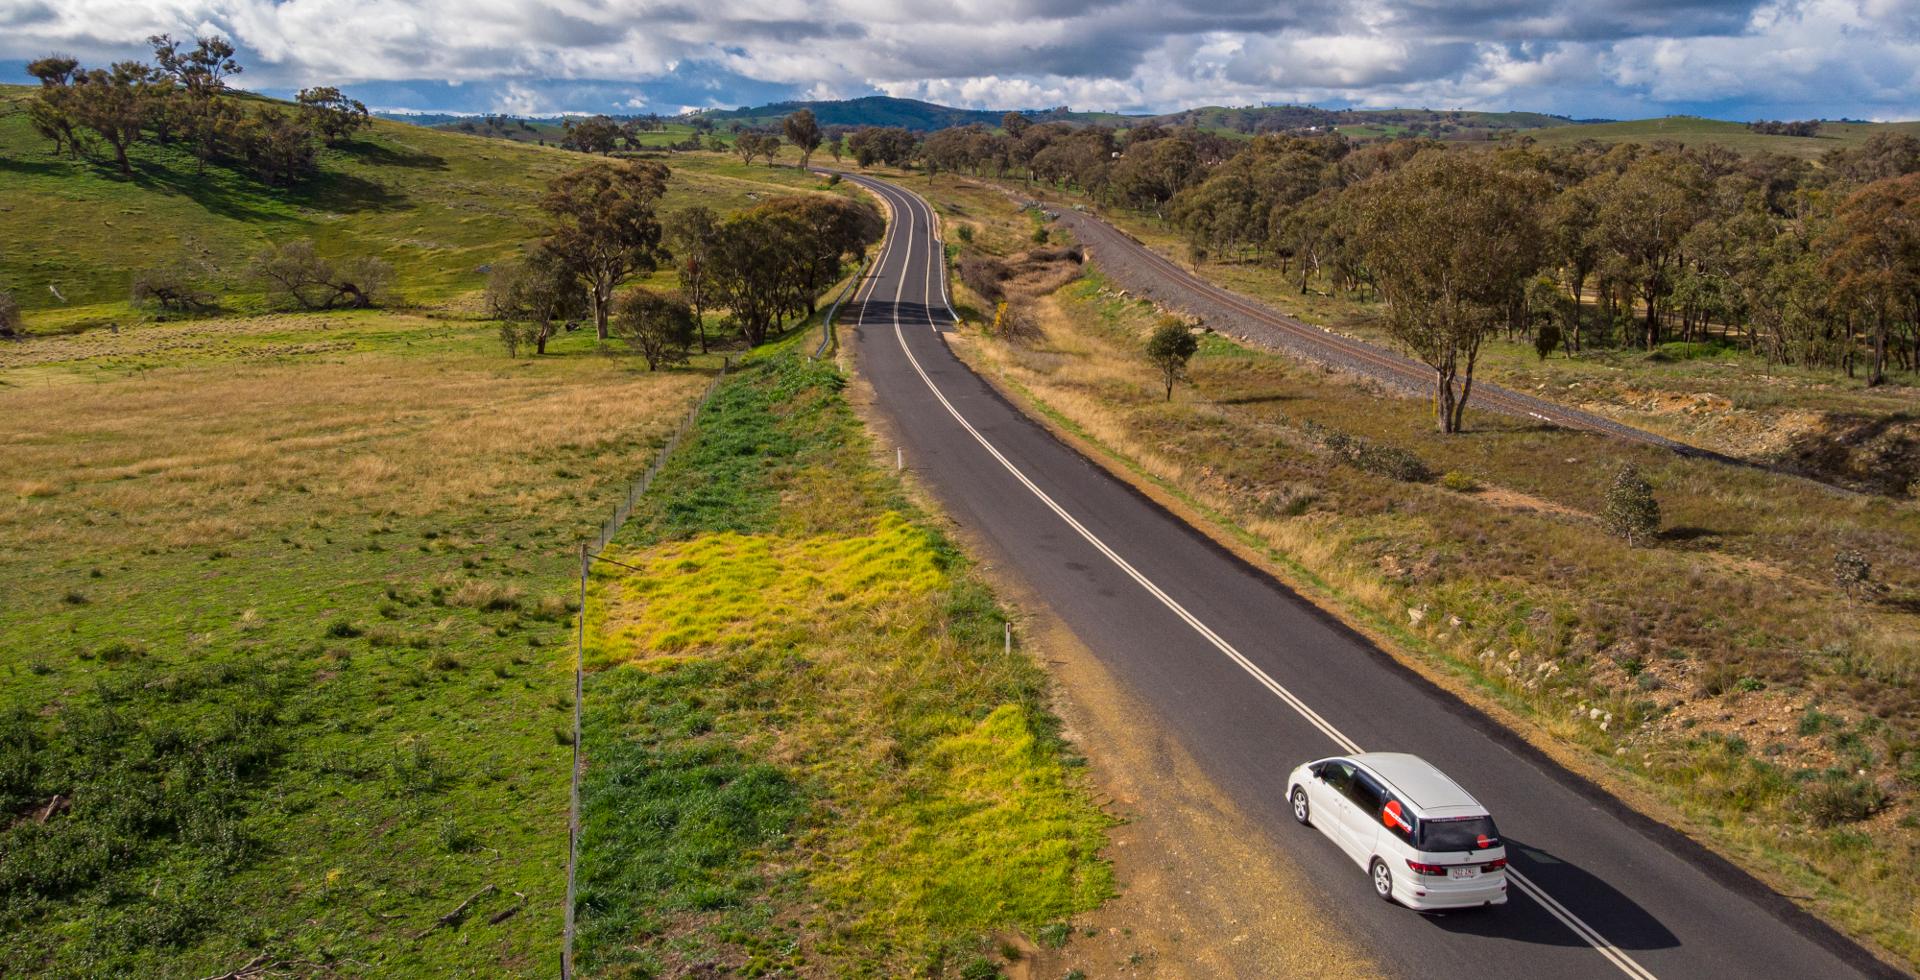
[1406,860,1448,876]
[1481,857,1508,872]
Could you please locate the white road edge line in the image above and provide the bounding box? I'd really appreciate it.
[863,177,1362,758]
[857,175,1659,980]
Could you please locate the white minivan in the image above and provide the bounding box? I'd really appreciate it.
[1286,752,1508,910]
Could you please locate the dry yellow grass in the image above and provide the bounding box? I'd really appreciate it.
[0,318,708,555]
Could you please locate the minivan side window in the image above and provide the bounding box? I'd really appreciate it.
[1346,772,1385,814]
[1320,761,1356,798]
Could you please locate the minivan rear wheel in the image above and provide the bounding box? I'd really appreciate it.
[1370,858,1394,902]
[1290,786,1310,825]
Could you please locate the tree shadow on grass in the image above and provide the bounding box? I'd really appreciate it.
[331,139,448,171]
[1215,392,1298,406]
[1660,525,1723,543]
[129,158,293,224]
[0,155,73,180]
[284,170,409,214]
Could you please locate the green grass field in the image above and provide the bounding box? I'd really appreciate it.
[0,310,721,976]
[573,336,1112,977]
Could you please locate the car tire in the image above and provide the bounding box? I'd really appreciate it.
[1290,786,1311,826]
[1370,857,1394,903]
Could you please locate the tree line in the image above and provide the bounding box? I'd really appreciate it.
[842,116,1919,427]
[486,159,880,364]
[25,36,370,184]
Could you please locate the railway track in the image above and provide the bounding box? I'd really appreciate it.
[1056,210,1733,463]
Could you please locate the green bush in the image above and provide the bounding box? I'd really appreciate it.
[1440,470,1478,492]
[94,639,147,663]
[1795,776,1886,827]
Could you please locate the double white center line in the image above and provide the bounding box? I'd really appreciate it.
[847,174,1659,980]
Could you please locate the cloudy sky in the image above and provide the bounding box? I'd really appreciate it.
[2,0,1918,119]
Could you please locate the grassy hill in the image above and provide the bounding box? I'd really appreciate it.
[1523,115,1920,158]
[0,85,825,331]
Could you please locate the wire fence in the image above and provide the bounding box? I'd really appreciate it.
[562,356,731,979]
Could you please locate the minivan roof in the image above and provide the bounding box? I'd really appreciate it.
[1351,752,1484,813]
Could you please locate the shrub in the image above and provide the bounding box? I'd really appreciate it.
[497,319,537,358]
[1795,776,1886,827]
[436,817,479,853]
[250,240,393,310]
[1602,463,1660,545]
[957,253,1009,304]
[387,740,447,796]
[1317,428,1432,482]
[323,618,363,639]
[955,223,975,244]
[131,264,215,313]
[1533,321,1562,360]
[1440,470,1478,492]
[0,289,22,337]
[613,288,697,370]
[1031,226,1050,245]
[959,957,1003,980]
[94,639,147,663]
[1833,550,1877,600]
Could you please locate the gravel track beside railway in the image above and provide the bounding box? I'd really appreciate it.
[1055,210,1729,461]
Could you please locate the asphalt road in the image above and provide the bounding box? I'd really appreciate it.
[836,172,1895,980]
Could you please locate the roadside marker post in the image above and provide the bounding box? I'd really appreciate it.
[896,447,903,471]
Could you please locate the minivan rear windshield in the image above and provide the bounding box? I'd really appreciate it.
[1418,816,1500,852]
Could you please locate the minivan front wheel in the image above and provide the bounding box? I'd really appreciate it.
[1370,858,1394,903]
[1290,786,1310,825]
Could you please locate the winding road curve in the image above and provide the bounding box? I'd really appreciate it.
[835,171,1893,980]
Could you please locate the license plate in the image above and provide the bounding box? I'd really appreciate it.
[1449,867,1478,879]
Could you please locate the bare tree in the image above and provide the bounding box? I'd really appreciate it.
[250,240,393,310]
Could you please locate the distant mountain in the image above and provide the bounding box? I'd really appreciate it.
[690,96,1586,139]
[697,97,1013,131]
[692,96,1128,131]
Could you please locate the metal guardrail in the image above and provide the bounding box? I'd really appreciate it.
[813,259,868,359]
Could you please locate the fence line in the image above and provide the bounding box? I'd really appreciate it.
[562,355,731,979]
[813,259,869,360]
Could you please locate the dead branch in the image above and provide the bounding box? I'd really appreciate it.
[413,884,495,939]
[196,952,271,980]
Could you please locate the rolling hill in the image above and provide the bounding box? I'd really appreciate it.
[0,85,827,331]
[1521,114,1920,158]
